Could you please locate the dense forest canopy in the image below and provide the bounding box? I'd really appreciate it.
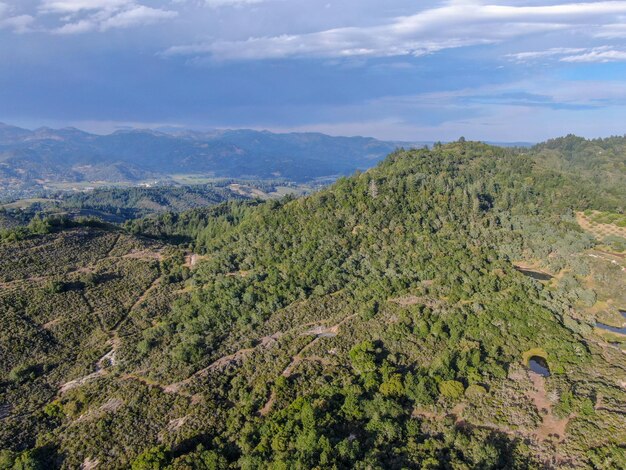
[0,137,625,469]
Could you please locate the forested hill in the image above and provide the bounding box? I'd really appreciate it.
[531,134,625,208]
[1,140,625,469]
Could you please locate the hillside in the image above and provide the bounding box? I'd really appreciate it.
[0,181,300,227]
[0,124,404,196]
[0,139,625,469]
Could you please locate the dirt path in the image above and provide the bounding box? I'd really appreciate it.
[281,337,321,378]
[120,373,193,398]
[42,317,62,329]
[59,268,160,394]
[527,372,571,442]
[104,233,121,258]
[59,345,116,393]
[283,313,357,377]
[165,333,282,394]
[259,313,357,416]
[588,252,626,272]
[115,275,161,328]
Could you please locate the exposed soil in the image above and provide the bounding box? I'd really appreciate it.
[577,211,626,240]
[81,457,99,470]
[123,250,164,261]
[184,253,207,268]
[42,317,62,329]
[527,372,571,442]
[259,313,357,416]
[165,333,283,394]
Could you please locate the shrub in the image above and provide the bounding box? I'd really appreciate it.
[439,380,465,400]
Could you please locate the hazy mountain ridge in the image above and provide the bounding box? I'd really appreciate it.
[0,124,408,186]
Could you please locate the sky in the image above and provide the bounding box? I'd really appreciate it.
[1,0,626,141]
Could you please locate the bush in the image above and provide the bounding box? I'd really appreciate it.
[8,364,39,384]
[439,380,465,400]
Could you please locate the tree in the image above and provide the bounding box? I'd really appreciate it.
[131,446,169,470]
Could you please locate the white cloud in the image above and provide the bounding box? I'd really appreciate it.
[561,49,626,63]
[508,45,626,64]
[41,0,178,34]
[595,23,626,38]
[204,0,266,7]
[0,2,35,33]
[54,18,94,33]
[165,1,626,60]
[507,48,587,62]
[100,5,178,31]
[39,0,133,13]
[40,0,132,14]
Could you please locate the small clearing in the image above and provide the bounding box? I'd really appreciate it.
[123,250,164,261]
[389,295,424,306]
[577,211,626,241]
[167,416,188,432]
[226,270,251,278]
[527,372,571,442]
[81,458,99,470]
[303,325,339,338]
[184,253,207,268]
[100,398,124,413]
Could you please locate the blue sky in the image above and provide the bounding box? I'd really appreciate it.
[1,0,626,141]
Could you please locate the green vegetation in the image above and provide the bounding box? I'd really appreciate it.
[1,137,625,468]
[587,211,626,228]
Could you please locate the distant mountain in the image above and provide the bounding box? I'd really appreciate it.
[0,124,409,189]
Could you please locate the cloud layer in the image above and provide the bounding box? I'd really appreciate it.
[34,0,178,34]
[509,46,626,64]
[0,2,34,33]
[165,1,626,60]
[2,1,626,142]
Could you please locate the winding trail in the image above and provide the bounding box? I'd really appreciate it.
[104,233,122,258]
[164,333,282,394]
[59,344,117,393]
[259,313,357,416]
[58,268,162,394]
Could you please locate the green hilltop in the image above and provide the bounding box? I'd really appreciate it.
[0,139,625,469]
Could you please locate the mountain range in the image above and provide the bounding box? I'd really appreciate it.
[0,123,415,188]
